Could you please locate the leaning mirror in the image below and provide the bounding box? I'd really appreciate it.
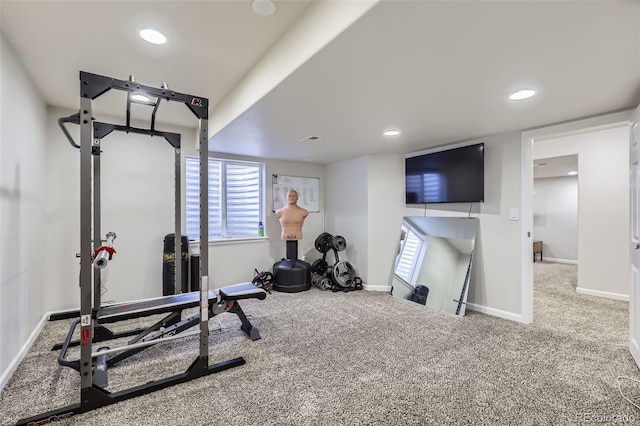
[390,216,478,315]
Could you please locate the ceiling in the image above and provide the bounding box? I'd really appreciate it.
[2,1,639,165]
[533,154,578,179]
[0,0,314,127]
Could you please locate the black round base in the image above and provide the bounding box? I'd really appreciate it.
[273,259,311,293]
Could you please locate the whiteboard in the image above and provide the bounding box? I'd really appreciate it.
[272,174,319,212]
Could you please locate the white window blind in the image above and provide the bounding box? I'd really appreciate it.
[185,156,263,240]
[394,228,425,285]
[225,163,261,236]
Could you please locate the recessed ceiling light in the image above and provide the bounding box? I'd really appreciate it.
[384,129,401,137]
[131,93,150,102]
[567,171,578,176]
[139,29,167,45]
[252,0,276,16]
[509,89,536,101]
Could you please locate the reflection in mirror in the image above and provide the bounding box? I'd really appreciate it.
[390,217,478,315]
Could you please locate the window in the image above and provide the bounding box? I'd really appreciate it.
[394,225,426,285]
[185,156,264,240]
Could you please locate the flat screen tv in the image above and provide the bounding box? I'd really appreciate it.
[405,143,484,204]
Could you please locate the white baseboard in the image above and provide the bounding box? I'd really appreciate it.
[0,312,49,392]
[363,284,392,292]
[576,287,629,302]
[466,302,525,323]
[542,257,578,265]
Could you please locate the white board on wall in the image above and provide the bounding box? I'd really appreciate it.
[272,174,319,212]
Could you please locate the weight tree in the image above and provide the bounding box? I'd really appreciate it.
[17,71,241,425]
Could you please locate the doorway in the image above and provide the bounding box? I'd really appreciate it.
[532,154,579,264]
[531,154,579,324]
[520,111,632,324]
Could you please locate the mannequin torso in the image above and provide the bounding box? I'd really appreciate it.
[276,190,308,240]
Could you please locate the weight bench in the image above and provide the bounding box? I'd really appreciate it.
[58,282,267,386]
[214,282,268,341]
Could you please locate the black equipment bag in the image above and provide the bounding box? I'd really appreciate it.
[162,233,189,295]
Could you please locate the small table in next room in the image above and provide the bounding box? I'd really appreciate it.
[533,240,543,262]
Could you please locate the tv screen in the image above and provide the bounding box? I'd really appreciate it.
[405,143,484,204]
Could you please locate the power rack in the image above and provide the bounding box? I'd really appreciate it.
[17,72,266,425]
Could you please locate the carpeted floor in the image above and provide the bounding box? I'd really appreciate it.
[1,262,639,425]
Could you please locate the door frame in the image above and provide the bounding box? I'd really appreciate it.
[520,109,633,324]
[629,106,640,368]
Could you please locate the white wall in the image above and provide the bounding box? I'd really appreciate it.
[0,34,48,386]
[534,125,629,299]
[407,133,524,320]
[366,155,405,288]
[533,176,578,263]
[44,106,327,309]
[325,154,404,288]
[325,156,369,280]
[44,107,194,307]
[325,135,523,320]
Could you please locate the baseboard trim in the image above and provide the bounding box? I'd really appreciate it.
[576,287,629,302]
[542,257,578,265]
[48,307,81,321]
[364,284,392,292]
[0,311,49,392]
[466,303,525,323]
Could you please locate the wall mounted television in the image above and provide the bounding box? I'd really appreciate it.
[405,143,484,204]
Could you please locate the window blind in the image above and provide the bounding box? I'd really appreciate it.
[395,228,423,285]
[185,156,263,240]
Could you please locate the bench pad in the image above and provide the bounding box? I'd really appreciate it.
[220,282,267,301]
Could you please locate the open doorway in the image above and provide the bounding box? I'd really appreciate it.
[532,154,579,264]
[532,154,579,323]
[521,113,631,324]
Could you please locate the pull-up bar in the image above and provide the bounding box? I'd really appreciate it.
[80,72,208,121]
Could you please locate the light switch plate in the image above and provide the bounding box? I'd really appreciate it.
[509,208,519,221]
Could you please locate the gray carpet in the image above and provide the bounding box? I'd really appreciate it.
[1,262,639,425]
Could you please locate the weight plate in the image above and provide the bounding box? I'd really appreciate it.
[311,259,322,273]
[311,259,329,275]
[311,273,323,287]
[331,261,355,288]
[320,277,333,290]
[252,271,274,289]
[354,276,363,290]
[331,235,347,251]
[314,232,334,254]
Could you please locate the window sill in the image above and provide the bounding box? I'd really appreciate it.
[188,236,269,247]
